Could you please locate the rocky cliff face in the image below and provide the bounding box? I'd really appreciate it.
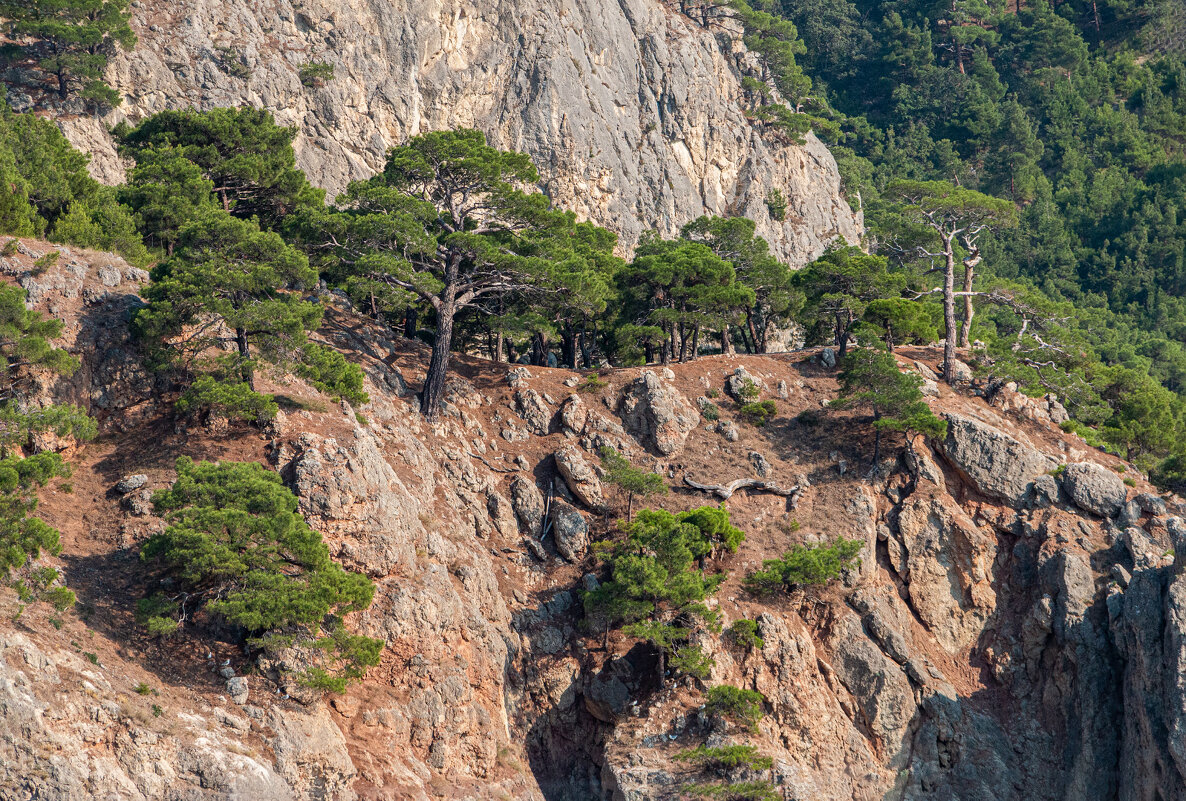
[4,241,1186,801]
[51,0,861,262]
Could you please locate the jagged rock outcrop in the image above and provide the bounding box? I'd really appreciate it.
[9,245,1186,801]
[57,0,860,262]
[554,444,605,511]
[617,371,698,456]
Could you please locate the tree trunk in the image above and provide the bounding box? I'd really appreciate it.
[942,246,958,384]
[960,261,975,349]
[235,327,254,391]
[495,330,505,363]
[746,311,763,354]
[404,307,418,339]
[422,301,455,421]
[721,323,735,356]
[691,326,700,361]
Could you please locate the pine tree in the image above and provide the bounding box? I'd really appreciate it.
[884,180,1017,379]
[617,234,755,363]
[0,0,136,106]
[139,458,383,690]
[114,108,324,230]
[135,210,320,390]
[680,215,801,354]
[794,245,905,357]
[306,129,617,420]
[830,346,947,467]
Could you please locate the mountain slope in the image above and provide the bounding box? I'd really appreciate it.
[3,240,1186,800]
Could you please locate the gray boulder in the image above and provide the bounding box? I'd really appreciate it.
[820,347,837,369]
[226,677,249,705]
[725,366,764,399]
[510,476,545,537]
[549,499,589,562]
[115,474,148,494]
[939,413,1058,506]
[618,372,698,456]
[554,444,605,510]
[1061,462,1128,518]
[514,388,552,435]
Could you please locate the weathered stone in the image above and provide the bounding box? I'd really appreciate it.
[549,499,588,562]
[820,347,836,369]
[559,393,588,438]
[226,677,249,705]
[940,412,1058,505]
[725,366,764,399]
[70,0,860,266]
[749,450,771,478]
[510,477,545,538]
[514,388,552,435]
[554,444,605,510]
[617,372,698,456]
[1061,462,1127,518]
[115,473,148,493]
[715,420,740,442]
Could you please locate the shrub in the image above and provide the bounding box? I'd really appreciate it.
[736,378,761,402]
[139,458,384,691]
[744,538,863,595]
[669,644,715,680]
[578,372,609,392]
[1,239,18,257]
[216,46,251,79]
[299,61,336,87]
[674,744,773,772]
[298,343,369,405]
[1048,463,1067,478]
[32,251,59,274]
[703,685,765,731]
[764,188,788,222]
[739,400,776,427]
[175,377,278,424]
[13,566,76,611]
[598,446,667,519]
[84,652,99,665]
[706,388,720,399]
[726,619,764,651]
[1124,477,1137,487]
[680,781,780,801]
[700,401,720,422]
[135,682,152,695]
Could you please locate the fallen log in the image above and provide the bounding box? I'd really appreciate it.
[683,474,800,501]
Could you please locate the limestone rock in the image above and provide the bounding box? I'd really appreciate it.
[115,473,148,493]
[74,0,861,263]
[549,499,589,562]
[226,677,249,705]
[820,347,836,369]
[1061,462,1127,518]
[554,444,605,510]
[618,372,698,456]
[725,366,764,399]
[514,388,552,435]
[511,476,546,538]
[940,412,1057,505]
[559,393,588,438]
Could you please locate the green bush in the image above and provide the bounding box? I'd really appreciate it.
[297,343,369,405]
[727,619,764,651]
[703,685,765,731]
[598,446,667,519]
[669,644,715,680]
[739,400,776,427]
[299,61,336,87]
[744,538,863,595]
[764,188,788,222]
[674,744,773,772]
[680,780,780,801]
[175,377,278,424]
[139,458,384,691]
[700,401,720,421]
[135,682,152,696]
[578,372,609,392]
